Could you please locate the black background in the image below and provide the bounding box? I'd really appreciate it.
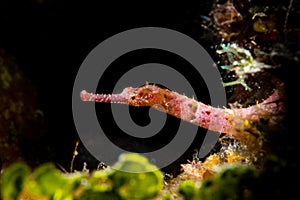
[0,0,215,173]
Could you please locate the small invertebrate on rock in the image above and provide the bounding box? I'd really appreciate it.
[209,1,242,27]
[80,84,286,138]
[216,43,273,91]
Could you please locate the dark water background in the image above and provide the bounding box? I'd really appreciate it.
[0,1,216,173]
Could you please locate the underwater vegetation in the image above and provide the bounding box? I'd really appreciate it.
[0,152,292,200]
[0,153,163,200]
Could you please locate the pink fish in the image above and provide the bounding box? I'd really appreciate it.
[80,84,286,138]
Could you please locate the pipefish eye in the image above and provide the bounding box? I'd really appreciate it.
[130,96,136,100]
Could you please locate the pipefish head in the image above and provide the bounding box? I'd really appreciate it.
[128,85,166,107]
